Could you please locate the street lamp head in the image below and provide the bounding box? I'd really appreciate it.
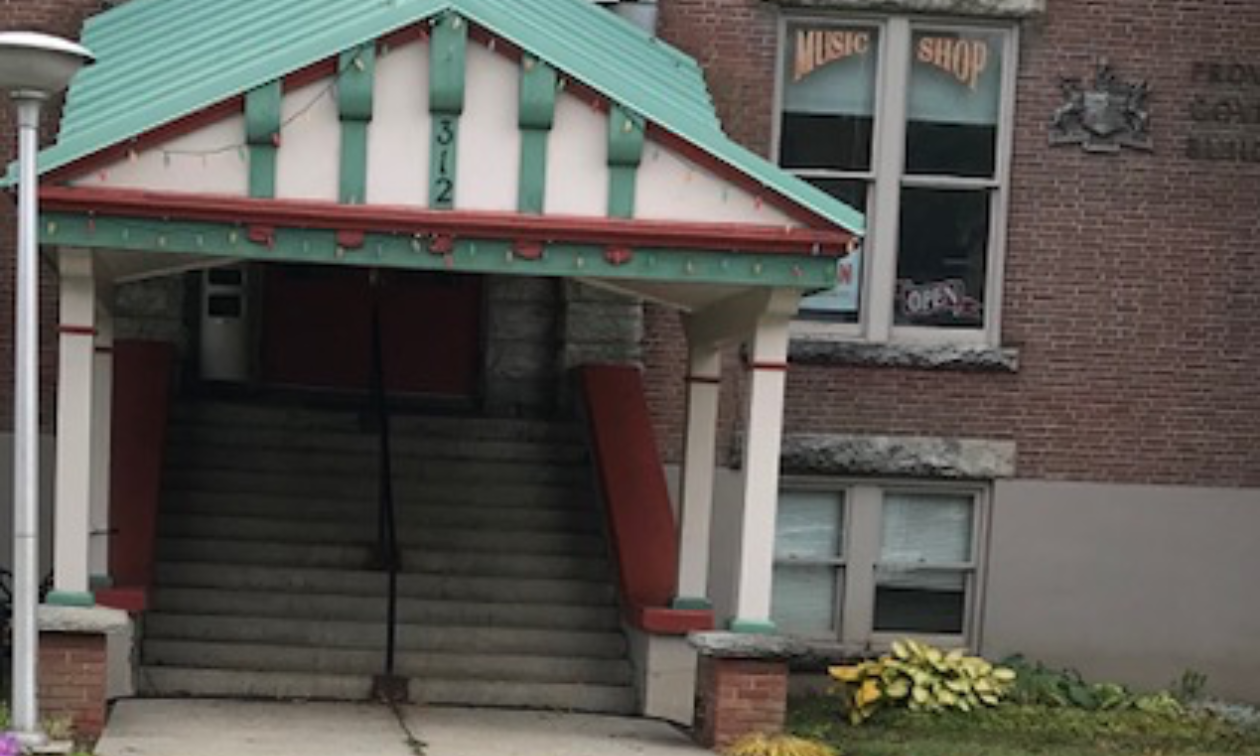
[0,32,94,99]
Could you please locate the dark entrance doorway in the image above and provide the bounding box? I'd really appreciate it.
[261,265,483,400]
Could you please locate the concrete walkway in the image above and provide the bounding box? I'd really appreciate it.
[95,700,709,756]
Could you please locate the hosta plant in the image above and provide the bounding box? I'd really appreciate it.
[724,733,839,756]
[829,639,1017,724]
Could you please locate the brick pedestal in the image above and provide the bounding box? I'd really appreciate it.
[37,604,131,743]
[38,632,108,740]
[694,656,789,749]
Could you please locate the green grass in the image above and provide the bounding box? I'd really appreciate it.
[787,695,1260,756]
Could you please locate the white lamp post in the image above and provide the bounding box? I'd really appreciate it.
[0,31,93,746]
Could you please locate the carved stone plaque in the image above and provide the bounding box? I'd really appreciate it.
[1050,62,1152,153]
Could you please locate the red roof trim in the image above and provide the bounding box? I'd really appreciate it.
[40,186,854,256]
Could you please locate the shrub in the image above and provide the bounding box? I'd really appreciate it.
[1002,655,1184,716]
[724,733,839,756]
[829,639,1017,724]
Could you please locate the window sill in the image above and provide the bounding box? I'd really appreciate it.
[766,0,1045,19]
[789,337,1020,373]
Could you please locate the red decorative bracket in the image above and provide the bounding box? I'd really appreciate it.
[247,225,277,249]
[512,239,545,260]
[430,234,455,255]
[605,246,634,266]
[335,229,366,250]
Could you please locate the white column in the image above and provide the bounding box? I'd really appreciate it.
[672,339,721,609]
[88,290,114,583]
[50,250,97,606]
[728,291,798,633]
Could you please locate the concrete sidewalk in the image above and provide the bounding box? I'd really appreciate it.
[95,700,709,756]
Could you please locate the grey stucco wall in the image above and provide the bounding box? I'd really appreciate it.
[982,480,1260,704]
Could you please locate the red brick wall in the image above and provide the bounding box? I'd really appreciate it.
[0,0,105,431]
[694,656,789,749]
[38,632,109,741]
[648,0,1260,487]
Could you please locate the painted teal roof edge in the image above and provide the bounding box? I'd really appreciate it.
[8,0,863,236]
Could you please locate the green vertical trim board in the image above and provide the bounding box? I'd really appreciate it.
[338,44,376,205]
[607,104,644,218]
[244,81,282,198]
[517,55,556,214]
[429,12,467,210]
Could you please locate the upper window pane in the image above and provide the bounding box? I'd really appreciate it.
[905,29,1004,177]
[880,492,974,565]
[780,24,880,172]
[775,490,845,560]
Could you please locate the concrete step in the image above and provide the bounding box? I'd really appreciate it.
[144,614,629,659]
[159,514,608,555]
[154,563,617,606]
[411,679,637,714]
[137,667,636,713]
[164,448,591,486]
[163,493,601,533]
[166,426,589,464]
[138,667,374,700]
[162,470,592,507]
[171,403,584,443]
[149,588,622,631]
[155,539,611,579]
[143,640,633,685]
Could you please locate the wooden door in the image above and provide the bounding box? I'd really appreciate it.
[261,265,482,399]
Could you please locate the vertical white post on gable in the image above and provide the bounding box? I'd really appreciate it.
[89,288,114,583]
[728,289,799,633]
[672,339,722,609]
[50,249,97,605]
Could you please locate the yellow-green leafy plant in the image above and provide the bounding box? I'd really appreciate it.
[723,733,839,756]
[829,639,1017,724]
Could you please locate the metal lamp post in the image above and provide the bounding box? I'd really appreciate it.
[0,31,93,746]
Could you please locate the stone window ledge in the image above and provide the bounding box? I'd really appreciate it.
[765,0,1045,19]
[789,338,1020,373]
[731,433,1017,479]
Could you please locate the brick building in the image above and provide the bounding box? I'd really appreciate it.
[0,0,1257,740]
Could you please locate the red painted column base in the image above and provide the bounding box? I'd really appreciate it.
[694,656,789,750]
[38,632,109,742]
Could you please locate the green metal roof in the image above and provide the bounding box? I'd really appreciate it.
[18,0,864,235]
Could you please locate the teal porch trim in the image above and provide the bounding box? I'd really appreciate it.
[670,596,713,611]
[338,44,377,205]
[244,81,282,199]
[728,618,777,635]
[40,212,839,291]
[517,55,557,214]
[45,590,97,608]
[607,104,645,219]
[429,12,468,210]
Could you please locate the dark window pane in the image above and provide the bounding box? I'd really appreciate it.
[800,179,865,323]
[874,579,966,634]
[906,121,997,177]
[905,29,1004,177]
[207,267,244,286]
[780,24,880,172]
[781,114,875,172]
[207,294,242,318]
[895,188,990,329]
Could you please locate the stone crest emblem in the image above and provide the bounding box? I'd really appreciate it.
[1050,62,1152,153]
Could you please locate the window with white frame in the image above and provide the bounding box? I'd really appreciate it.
[771,484,985,648]
[776,17,1016,344]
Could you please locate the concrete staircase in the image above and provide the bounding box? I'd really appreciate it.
[140,399,635,713]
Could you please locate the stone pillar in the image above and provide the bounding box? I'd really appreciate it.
[691,633,795,750]
[51,250,97,606]
[729,305,794,632]
[89,293,114,583]
[673,339,721,609]
[38,605,130,743]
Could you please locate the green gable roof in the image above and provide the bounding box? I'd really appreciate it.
[20,0,864,236]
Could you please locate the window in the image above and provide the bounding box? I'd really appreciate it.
[776,17,1017,344]
[771,483,986,649]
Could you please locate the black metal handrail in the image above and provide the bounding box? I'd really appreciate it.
[369,285,400,681]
